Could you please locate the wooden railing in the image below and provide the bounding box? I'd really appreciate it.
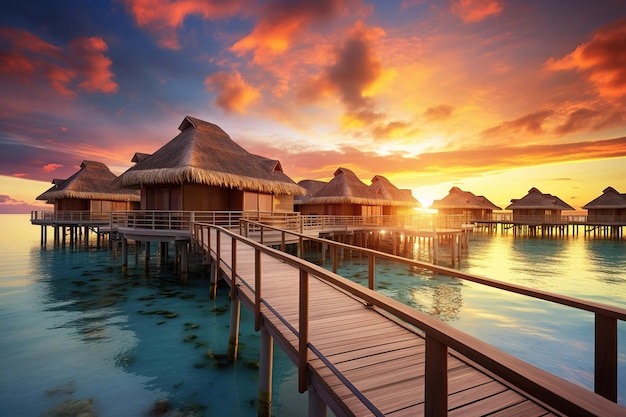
[30,210,111,222]
[193,221,625,416]
[238,219,625,403]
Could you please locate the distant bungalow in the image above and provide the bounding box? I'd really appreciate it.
[583,186,626,224]
[295,167,420,216]
[429,187,501,222]
[506,187,574,223]
[116,116,305,212]
[36,160,140,213]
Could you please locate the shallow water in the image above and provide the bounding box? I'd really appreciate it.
[0,215,305,416]
[1,215,625,416]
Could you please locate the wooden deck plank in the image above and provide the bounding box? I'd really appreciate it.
[202,228,592,417]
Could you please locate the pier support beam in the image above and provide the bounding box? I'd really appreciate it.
[227,298,241,363]
[180,242,188,285]
[122,237,128,276]
[258,326,274,417]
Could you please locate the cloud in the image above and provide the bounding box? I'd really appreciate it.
[41,163,63,173]
[546,16,626,99]
[0,28,118,97]
[231,0,362,62]
[120,0,249,49]
[244,133,626,186]
[449,0,504,23]
[481,110,554,139]
[0,195,18,203]
[424,105,454,121]
[205,70,260,113]
[298,22,385,127]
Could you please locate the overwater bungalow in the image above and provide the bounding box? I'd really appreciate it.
[116,116,305,212]
[429,186,501,222]
[369,174,421,215]
[295,167,419,216]
[583,186,626,224]
[36,160,140,214]
[506,187,574,223]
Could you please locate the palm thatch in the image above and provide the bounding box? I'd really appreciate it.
[294,179,327,203]
[298,167,407,206]
[430,187,501,210]
[506,187,574,210]
[36,161,140,202]
[582,186,626,209]
[370,175,421,207]
[117,116,306,196]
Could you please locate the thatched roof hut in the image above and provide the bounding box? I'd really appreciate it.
[36,160,140,204]
[295,168,419,216]
[430,187,501,211]
[369,175,421,208]
[117,116,304,196]
[506,187,573,211]
[298,167,382,206]
[583,186,626,209]
[582,186,626,223]
[295,180,327,202]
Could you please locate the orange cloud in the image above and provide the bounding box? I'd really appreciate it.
[231,0,362,62]
[481,110,554,140]
[121,0,250,49]
[205,70,260,113]
[424,105,454,121]
[0,28,118,97]
[450,0,504,23]
[298,22,385,126]
[546,16,626,99]
[41,163,63,173]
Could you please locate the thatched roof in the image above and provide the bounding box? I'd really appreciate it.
[297,167,412,206]
[294,179,328,203]
[430,186,501,210]
[505,187,574,211]
[370,175,421,207]
[117,116,305,196]
[582,186,626,209]
[36,161,140,202]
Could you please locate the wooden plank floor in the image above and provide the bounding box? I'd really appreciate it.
[202,230,560,417]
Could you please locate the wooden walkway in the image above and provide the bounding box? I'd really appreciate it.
[194,224,624,417]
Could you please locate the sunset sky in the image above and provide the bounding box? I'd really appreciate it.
[1,0,625,213]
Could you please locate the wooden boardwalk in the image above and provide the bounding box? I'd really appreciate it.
[193,224,626,417]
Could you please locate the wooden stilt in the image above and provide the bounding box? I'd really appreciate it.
[122,238,128,276]
[144,241,150,271]
[258,327,273,417]
[180,242,188,285]
[227,298,240,363]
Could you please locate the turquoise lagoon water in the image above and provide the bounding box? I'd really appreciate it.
[1,214,625,416]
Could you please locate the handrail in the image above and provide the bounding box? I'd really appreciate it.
[192,222,625,417]
[238,218,626,403]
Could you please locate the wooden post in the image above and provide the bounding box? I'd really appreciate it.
[258,326,274,417]
[180,242,188,285]
[298,269,309,393]
[227,297,241,364]
[425,334,448,417]
[255,248,262,332]
[227,237,239,364]
[122,237,128,276]
[211,230,221,299]
[595,314,617,401]
[368,253,375,291]
[144,241,151,271]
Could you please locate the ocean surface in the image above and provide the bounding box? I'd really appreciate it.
[1,214,625,416]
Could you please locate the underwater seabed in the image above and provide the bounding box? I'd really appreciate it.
[0,238,310,417]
